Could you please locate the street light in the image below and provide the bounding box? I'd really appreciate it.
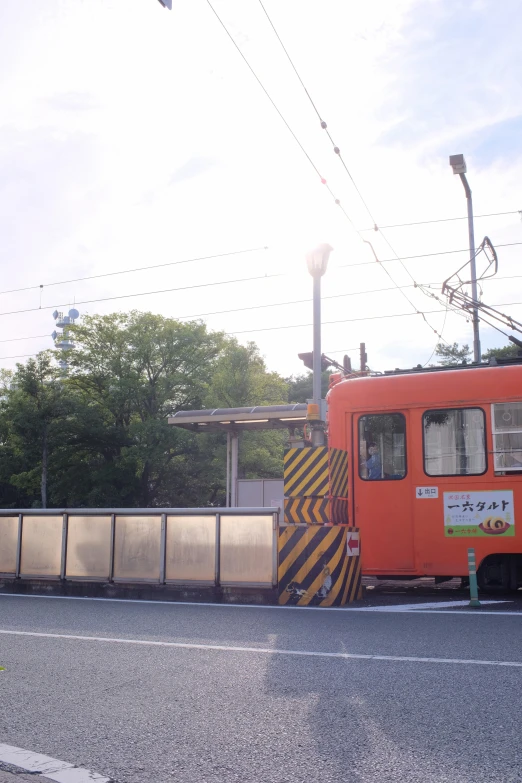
[449,154,481,362]
[305,243,333,444]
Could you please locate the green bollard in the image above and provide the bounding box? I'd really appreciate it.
[467,547,481,608]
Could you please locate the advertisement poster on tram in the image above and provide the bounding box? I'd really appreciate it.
[444,491,515,537]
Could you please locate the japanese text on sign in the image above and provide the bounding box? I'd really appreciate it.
[443,490,514,537]
[416,487,439,499]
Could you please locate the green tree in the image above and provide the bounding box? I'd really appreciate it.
[0,354,72,507]
[435,342,472,366]
[208,340,287,408]
[0,314,293,508]
[482,344,521,361]
[64,311,225,507]
[286,370,332,403]
[206,339,289,482]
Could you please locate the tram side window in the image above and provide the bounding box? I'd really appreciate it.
[423,408,486,476]
[358,414,406,481]
[492,402,522,473]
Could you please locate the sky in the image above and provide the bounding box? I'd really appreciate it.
[0,0,521,378]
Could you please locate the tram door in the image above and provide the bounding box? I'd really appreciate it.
[353,411,415,572]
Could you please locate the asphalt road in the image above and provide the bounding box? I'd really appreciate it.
[1,595,521,783]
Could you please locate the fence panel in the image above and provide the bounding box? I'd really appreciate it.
[20,516,63,577]
[220,514,274,585]
[0,516,18,574]
[66,515,112,579]
[165,515,216,582]
[113,515,161,582]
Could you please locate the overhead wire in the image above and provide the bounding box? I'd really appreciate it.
[359,209,522,232]
[7,237,519,307]
[0,353,40,361]
[423,307,449,367]
[254,0,450,352]
[0,273,282,319]
[0,246,268,297]
[338,241,522,268]
[5,300,522,365]
[232,299,522,335]
[0,333,50,344]
[5,266,522,346]
[205,2,365,231]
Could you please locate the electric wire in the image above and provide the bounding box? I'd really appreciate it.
[230,300,522,335]
[0,353,42,361]
[423,307,449,367]
[206,0,324,182]
[0,273,281,319]
[255,2,522,358]
[254,1,449,350]
[0,333,50,344]
[338,241,522,268]
[360,210,522,232]
[5,301,522,364]
[0,247,268,297]
[4,236,520,311]
[5,268,522,346]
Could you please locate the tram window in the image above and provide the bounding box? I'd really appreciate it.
[423,408,486,476]
[358,414,406,481]
[492,402,522,472]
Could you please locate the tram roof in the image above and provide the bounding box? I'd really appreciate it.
[328,356,522,410]
[382,356,522,376]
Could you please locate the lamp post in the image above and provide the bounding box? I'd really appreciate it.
[306,243,333,445]
[449,154,481,363]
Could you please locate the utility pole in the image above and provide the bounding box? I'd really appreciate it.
[359,342,367,373]
[449,154,481,363]
[305,244,333,446]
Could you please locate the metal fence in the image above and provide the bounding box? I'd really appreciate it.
[0,508,278,587]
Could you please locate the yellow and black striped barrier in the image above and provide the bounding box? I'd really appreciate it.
[284,447,329,497]
[329,448,348,498]
[278,525,361,606]
[284,497,348,525]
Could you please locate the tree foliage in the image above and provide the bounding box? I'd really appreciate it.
[0,312,289,509]
[481,344,521,360]
[434,340,522,366]
[435,342,472,365]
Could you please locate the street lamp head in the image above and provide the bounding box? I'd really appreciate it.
[449,154,467,175]
[306,243,333,277]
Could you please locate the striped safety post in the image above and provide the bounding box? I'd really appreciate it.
[280,445,361,606]
[467,547,481,608]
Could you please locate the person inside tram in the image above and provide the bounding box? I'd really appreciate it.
[366,441,382,480]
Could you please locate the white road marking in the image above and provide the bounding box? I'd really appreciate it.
[352,599,510,611]
[0,592,516,615]
[0,743,110,782]
[0,628,521,668]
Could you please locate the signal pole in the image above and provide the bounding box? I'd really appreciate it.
[449,154,481,363]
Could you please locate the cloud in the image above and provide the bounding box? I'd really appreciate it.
[46,92,99,112]
[169,156,216,185]
[374,0,522,162]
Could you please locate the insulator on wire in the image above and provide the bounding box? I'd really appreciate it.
[320,121,327,129]
[333,146,340,155]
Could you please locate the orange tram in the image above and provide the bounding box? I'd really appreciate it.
[327,358,522,591]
